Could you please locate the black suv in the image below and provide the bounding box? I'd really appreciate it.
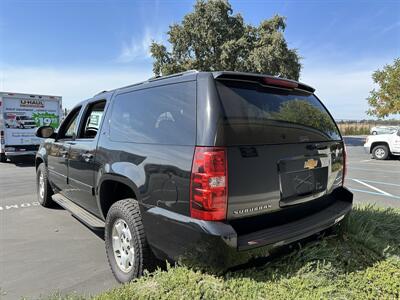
[35,71,353,283]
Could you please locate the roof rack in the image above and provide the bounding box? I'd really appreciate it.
[94,90,108,96]
[92,70,199,97]
[147,69,198,82]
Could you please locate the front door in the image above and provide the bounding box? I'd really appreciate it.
[390,130,400,153]
[47,107,81,191]
[67,100,106,215]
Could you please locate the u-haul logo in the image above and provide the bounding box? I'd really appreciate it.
[20,99,44,108]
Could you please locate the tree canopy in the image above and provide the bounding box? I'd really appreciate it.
[150,0,301,80]
[367,58,400,118]
[274,100,338,135]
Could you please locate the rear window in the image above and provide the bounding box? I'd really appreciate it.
[216,80,341,145]
[110,81,196,145]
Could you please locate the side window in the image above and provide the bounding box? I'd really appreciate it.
[78,101,106,139]
[58,107,81,139]
[110,81,196,145]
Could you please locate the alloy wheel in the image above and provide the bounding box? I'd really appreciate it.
[111,219,135,273]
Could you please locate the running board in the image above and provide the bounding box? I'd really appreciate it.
[52,194,105,229]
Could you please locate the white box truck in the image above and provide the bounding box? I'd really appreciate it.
[0,92,62,162]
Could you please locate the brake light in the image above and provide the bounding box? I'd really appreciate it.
[342,145,347,185]
[190,147,227,221]
[263,77,298,89]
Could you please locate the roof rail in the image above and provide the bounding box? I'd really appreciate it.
[147,69,198,82]
[91,70,199,97]
[94,90,108,96]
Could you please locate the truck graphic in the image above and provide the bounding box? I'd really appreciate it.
[0,92,62,162]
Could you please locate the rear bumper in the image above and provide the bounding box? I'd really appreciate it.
[142,187,353,270]
[5,151,37,157]
[4,145,39,157]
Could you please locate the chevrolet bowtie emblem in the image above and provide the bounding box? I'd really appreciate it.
[304,159,318,170]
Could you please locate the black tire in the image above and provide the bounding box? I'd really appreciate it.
[372,131,378,135]
[372,145,389,160]
[0,153,6,163]
[105,199,156,283]
[36,163,54,207]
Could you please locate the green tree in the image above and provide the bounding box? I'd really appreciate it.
[367,58,400,118]
[274,100,337,135]
[150,0,301,80]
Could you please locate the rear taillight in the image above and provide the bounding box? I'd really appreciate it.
[342,145,347,185]
[190,146,227,221]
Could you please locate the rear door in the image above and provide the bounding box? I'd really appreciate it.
[214,78,344,220]
[390,130,400,153]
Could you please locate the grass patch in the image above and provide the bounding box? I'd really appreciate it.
[45,206,400,300]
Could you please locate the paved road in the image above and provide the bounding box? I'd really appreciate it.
[0,158,117,300]
[0,138,399,299]
[345,145,400,208]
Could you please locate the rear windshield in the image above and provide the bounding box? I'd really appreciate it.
[216,80,341,145]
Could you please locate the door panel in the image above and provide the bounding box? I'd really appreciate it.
[67,140,97,214]
[391,132,400,152]
[47,106,82,191]
[47,142,70,190]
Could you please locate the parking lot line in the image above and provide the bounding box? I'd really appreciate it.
[349,188,400,200]
[350,179,393,196]
[350,167,400,174]
[348,178,400,188]
[355,161,399,166]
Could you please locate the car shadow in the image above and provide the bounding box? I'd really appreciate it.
[221,207,400,282]
[6,156,36,167]
[68,205,400,281]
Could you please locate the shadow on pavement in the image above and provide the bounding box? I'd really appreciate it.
[6,156,36,167]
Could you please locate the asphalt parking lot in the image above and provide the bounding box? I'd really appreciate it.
[343,136,400,209]
[0,160,117,299]
[0,137,399,299]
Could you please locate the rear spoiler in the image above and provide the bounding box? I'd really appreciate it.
[212,71,315,93]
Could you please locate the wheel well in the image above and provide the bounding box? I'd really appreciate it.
[370,142,390,153]
[99,180,136,218]
[35,157,44,169]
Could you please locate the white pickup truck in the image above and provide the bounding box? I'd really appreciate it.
[364,129,400,160]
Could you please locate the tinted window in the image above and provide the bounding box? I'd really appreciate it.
[58,107,81,139]
[110,81,196,145]
[216,80,341,145]
[79,101,106,139]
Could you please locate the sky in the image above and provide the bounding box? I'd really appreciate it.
[0,0,399,120]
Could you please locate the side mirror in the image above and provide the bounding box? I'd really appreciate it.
[36,126,56,139]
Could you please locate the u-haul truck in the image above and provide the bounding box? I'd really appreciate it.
[0,92,62,162]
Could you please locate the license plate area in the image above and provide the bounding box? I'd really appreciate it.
[279,167,328,204]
